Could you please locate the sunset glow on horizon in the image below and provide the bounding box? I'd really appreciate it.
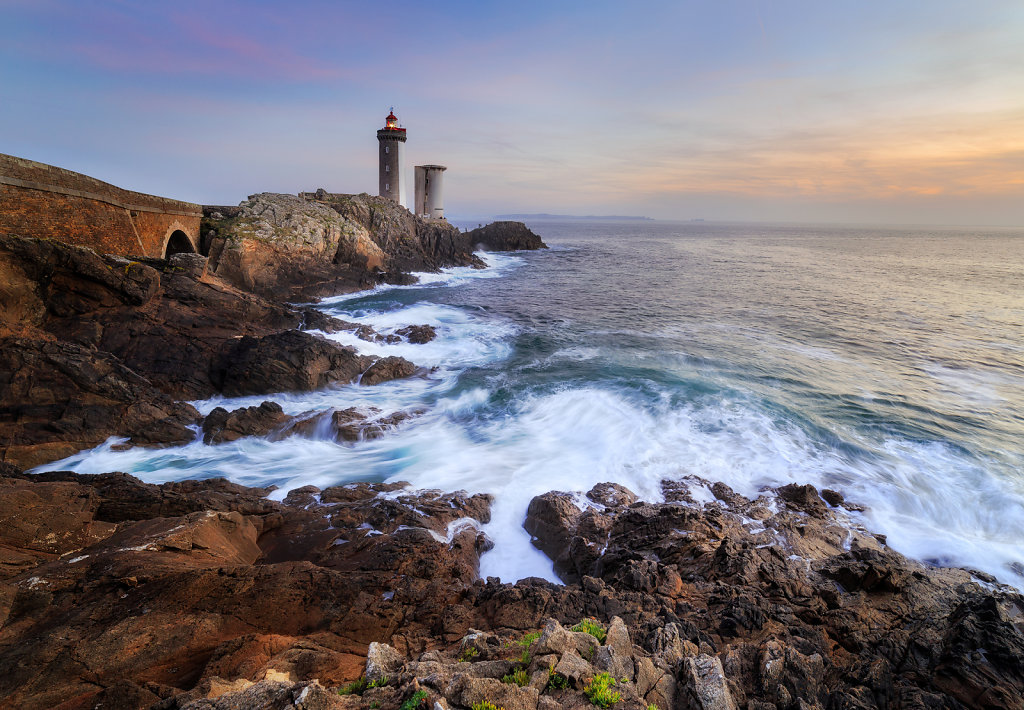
[2,0,1022,225]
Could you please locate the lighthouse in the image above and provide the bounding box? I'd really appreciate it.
[377,108,407,207]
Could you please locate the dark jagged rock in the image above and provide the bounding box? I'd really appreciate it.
[212,330,415,396]
[201,401,291,444]
[522,478,1024,709]
[395,324,437,344]
[360,355,418,385]
[0,336,199,469]
[464,221,548,251]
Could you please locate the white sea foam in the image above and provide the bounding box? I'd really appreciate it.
[34,374,1024,587]
[29,240,1024,591]
[315,252,523,306]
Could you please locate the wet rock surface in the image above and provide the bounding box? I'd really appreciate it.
[202,401,291,444]
[0,467,1020,710]
[212,330,415,396]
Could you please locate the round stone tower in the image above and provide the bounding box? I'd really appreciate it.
[377,109,407,207]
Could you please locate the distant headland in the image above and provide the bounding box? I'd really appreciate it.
[496,212,654,221]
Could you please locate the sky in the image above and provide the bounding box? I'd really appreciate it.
[2,0,1023,225]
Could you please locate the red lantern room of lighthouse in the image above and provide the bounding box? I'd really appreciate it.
[377,108,408,206]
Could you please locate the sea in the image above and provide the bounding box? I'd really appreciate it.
[37,220,1024,589]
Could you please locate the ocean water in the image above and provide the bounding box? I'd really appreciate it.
[38,221,1024,587]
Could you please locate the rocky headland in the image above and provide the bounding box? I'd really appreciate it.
[2,198,1022,710]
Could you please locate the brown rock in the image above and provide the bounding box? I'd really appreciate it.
[360,356,418,385]
[215,330,372,396]
[587,483,638,508]
[395,324,437,344]
[776,483,826,516]
[0,336,199,468]
[450,675,539,710]
[202,401,291,444]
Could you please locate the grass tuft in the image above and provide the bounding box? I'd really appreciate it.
[584,672,622,708]
[459,646,479,662]
[502,668,530,687]
[546,664,570,691]
[572,618,607,643]
[472,702,503,710]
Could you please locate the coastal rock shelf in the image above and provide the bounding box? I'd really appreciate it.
[0,469,1021,709]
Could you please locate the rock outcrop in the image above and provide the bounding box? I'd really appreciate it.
[203,194,388,301]
[464,221,548,251]
[203,192,487,301]
[322,192,484,274]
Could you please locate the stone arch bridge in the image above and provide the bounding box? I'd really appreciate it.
[0,153,201,259]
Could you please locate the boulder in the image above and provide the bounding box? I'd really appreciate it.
[395,324,437,344]
[214,331,370,396]
[682,655,738,710]
[169,252,209,279]
[361,356,418,385]
[202,401,291,444]
[450,676,539,710]
[366,642,404,682]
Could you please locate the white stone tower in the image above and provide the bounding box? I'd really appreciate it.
[414,165,447,219]
[377,108,407,207]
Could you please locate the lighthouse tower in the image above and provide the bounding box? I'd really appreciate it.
[377,108,407,207]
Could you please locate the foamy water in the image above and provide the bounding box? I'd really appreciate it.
[35,223,1024,588]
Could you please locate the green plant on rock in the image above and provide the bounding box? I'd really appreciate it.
[338,677,370,695]
[583,673,621,708]
[369,676,390,689]
[459,646,479,662]
[546,664,570,691]
[370,703,380,709]
[502,668,529,687]
[518,630,541,648]
[471,702,503,710]
[572,618,607,644]
[646,705,658,710]
[400,689,429,710]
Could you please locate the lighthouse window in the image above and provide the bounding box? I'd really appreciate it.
[385,182,390,191]
[385,165,390,172]
[385,146,389,154]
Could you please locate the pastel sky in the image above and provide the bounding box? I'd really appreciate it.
[2,0,1023,225]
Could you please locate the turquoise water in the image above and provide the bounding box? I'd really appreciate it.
[39,221,1024,587]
